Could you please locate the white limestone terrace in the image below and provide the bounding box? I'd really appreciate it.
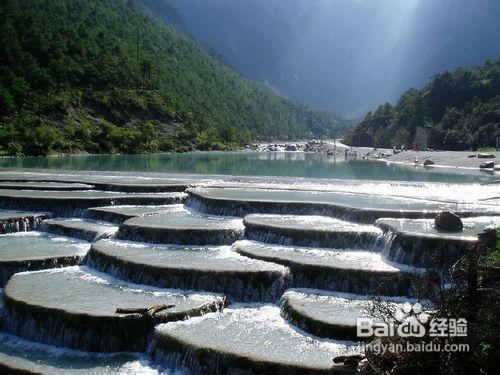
[280,289,428,341]
[87,239,290,302]
[0,170,213,192]
[376,216,500,267]
[0,169,495,373]
[86,204,186,224]
[233,240,412,274]
[376,216,500,241]
[0,232,89,286]
[118,205,245,245]
[0,181,94,191]
[42,218,119,242]
[243,214,381,248]
[0,189,185,201]
[209,178,500,206]
[187,187,499,222]
[1,169,497,204]
[150,305,361,374]
[0,209,49,234]
[2,266,224,352]
[0,333,161,374]
[232,240,417,296]
[0,210,49,220]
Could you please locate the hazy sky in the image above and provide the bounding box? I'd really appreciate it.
[169,0,499,117]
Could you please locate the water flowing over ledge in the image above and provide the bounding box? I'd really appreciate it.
[0,232,89,286]
[280,289,424,341]
[232,240,417,296]
[0,169,496,373]
[149,305,360,375]
[0,210,49,234]
[42,218,119,242]
[86,204,186,224]
[86,239,290,302]
[2,266,224,352]
[243,214,382,248]
[0,190,186,217]
[118,205,245,245]
[377,217,500,267]
[0,333,161,374]
[186,187,499,223]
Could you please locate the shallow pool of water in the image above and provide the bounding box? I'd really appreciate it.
[0,152,495,183]
[0,232,89,262]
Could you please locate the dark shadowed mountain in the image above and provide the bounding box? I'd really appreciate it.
[164,0,500,118]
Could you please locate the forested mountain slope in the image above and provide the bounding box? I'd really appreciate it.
[344,60,500,151]
[0,0,340,156]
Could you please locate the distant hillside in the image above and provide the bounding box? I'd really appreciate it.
[166,0,500,117]
[344,60,500,151]
[0,0,340,156]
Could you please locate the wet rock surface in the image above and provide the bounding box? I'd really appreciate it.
[86,204,185,224]
[0,172,497,373]
[0,210,49,234]
[42,218,119,241]
[87,239,290,302]
[3,267,223,352]
[118,205,244,245]
[0,232,89,286]
[151,306,359,374]
[281,289,410,341]
[434,211,463,231]
[375,217,500,267]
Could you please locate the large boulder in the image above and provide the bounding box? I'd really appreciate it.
[478,153,495,159]
[479,161,495,169]
[423,158,435,166]
[434,211,463,232]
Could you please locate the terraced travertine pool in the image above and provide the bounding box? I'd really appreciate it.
[0,167,498,374]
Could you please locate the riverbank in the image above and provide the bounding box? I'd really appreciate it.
[383,150,500,170]
[247,141,499,173]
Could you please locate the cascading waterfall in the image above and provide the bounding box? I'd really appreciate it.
[244,226,380,249]
[85,251,290,303]
[186,194,443,224]
[0,216,45,234]
[289,268,414,297]
[116,225,244,246]
[0,256,85,287]
[379,231,470,268]
[1,170,494,373]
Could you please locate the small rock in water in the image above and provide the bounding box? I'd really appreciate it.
[479,161,495,169]
[468,153,477,158]
[423,158,435,166]
[332,354,364,367]
[478,153,495,159]
[434,211,463,232]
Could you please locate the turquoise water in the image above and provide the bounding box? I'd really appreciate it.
[0,152,494,183]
